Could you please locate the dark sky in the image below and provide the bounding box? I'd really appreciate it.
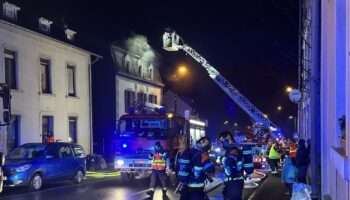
[16,0,299,139]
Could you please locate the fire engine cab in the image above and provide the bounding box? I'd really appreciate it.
[114,102,190,181]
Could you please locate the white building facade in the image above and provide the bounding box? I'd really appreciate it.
[111,46,163,120]
[320,0,350,199]
[0,2,99,154]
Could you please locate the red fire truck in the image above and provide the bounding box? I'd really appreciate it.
[114,103,190,182]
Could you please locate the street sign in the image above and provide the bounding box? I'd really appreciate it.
[289,89,302,103]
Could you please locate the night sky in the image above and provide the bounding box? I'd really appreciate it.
[16,0,298,139]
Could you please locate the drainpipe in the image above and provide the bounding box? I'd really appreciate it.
[310,0,321,198]
[88,54,102,154]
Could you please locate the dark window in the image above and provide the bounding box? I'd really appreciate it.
[4,49,17,89]
[125,90,135,113]
[138,66,142,76]
[125,61,130,73]
[69,117,77,143]
[46,145,59,159]
[67,65,76,96]
[148,95,157,104]
[40,59,51,94]
[137,92,147,103]
[59,146,73,158]
[42,116,54,142]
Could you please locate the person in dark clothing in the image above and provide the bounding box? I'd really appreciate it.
[296,139,309,183]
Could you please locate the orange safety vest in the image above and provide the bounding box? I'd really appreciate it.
[47,137,55,143]
[289,143,297,158]
[151,152,166,170]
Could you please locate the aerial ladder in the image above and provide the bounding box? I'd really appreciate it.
[162,29,281,141]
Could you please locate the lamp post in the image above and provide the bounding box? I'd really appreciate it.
[173,65,189,114]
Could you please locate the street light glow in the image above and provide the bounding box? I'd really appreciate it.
[234,122,238,126]
[277,106,282,111]
[177,65,188,76]
[263,114,268,118]
[286,86,293,93]
[289,115,294,119]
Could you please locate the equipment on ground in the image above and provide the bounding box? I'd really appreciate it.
[162,28,281,140]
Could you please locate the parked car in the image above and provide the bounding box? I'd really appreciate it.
[0,152,4,193]
[2,143,86,191]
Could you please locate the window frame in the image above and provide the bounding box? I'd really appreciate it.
[68,116,78,143]
[67,64,76,97]
[4,49,18,90]
[40,58,52,94]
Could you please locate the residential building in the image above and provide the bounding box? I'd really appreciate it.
[0,1,100,154]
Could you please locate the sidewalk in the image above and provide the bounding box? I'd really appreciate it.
[248,173,290,200]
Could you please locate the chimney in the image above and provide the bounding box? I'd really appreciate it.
[65,28,76,41]
[2,2,20,21]
[38,17,52,33]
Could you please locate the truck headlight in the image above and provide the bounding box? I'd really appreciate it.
[15,164,31,172]
[116,159,125,166]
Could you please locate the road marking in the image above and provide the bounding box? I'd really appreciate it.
[130,189,149,196]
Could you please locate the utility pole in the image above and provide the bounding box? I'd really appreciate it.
[310,0,321,198]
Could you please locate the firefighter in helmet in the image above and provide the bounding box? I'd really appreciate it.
[147,141,168,198]
[177,136,215,200]
[218,131,245,200]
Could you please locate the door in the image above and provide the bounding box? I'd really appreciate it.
[58,145,76,178]
[6,115,20,152]
[43,145,61,180]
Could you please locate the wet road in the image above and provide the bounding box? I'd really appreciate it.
[0,177,187,200]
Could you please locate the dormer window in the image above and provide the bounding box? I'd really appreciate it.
[2,2,20,21]
[39,17,52,33]
[65,29,76,41]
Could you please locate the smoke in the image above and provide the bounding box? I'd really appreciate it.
[125,34,157,64]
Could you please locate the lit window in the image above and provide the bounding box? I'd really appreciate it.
[69,117,77,143]
[2,2,20,21]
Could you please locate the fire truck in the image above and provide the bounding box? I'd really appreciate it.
[114,102,190,182]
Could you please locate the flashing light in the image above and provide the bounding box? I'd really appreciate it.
[122,143,128,148]
[167,113,174,118]
[214,147,221,153]
[116,159,125,166]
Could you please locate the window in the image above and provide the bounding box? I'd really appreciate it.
[138,66,142,76]
[148,95,157,104]
[67,65,76,96]
[2,2,20,21]
[73,145,85,157]
[39,17,52,33]
[40,59,51,94]
[4,49,17,89]
[125,61,130,73]
[137,92,147,103]
[149,69,153,80]
[69,117,77,143]
[46,145,59,159]
[124,90,135,113]
[42,116,54,142]
[59,146,73,158]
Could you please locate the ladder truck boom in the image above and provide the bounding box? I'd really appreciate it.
[162,29,280,139]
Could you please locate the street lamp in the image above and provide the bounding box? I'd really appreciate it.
[263,114,268,118]
[286,86,293,93]
[277,106,282,111]
[234,122,238,127]
[174,65,189,114]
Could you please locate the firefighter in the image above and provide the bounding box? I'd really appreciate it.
[44,131,55,143]
[242,132,258,189]
[147,141,168,198]
[218,131,245,200]
[268,140,282,174]
[177,137,215,200]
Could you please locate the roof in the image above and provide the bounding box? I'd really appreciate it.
[0,1,102,58]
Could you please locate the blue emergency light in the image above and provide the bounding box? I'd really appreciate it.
[122,143,128,148]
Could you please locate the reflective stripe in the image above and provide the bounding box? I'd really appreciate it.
[203,162,213,171]
[244,163,254,168]
[224,176,244,182]
[179,159,190,164]
[178,171,189,176]
[188,182,205,188]
[243,150,253,155]
[194,166,203,170]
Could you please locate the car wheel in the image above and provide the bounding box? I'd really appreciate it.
[73,170,84,184]
[29,173,43,191]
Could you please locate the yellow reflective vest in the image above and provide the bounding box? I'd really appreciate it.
[268,144,281,159]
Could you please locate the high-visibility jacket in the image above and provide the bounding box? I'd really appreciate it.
[187,149,215,188]
[268,144,281,159]
[221,145,244,182]
[242,144,254,175]
[150,152,167,170]
[289,143,297,158]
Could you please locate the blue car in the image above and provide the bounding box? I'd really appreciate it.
[3,143,86,191]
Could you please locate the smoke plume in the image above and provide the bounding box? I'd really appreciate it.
[125,34,157,64]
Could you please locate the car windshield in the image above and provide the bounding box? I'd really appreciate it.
[118,119,167,139]
[7,145,47,160]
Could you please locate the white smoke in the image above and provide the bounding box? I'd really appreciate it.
[125,34,157,64]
